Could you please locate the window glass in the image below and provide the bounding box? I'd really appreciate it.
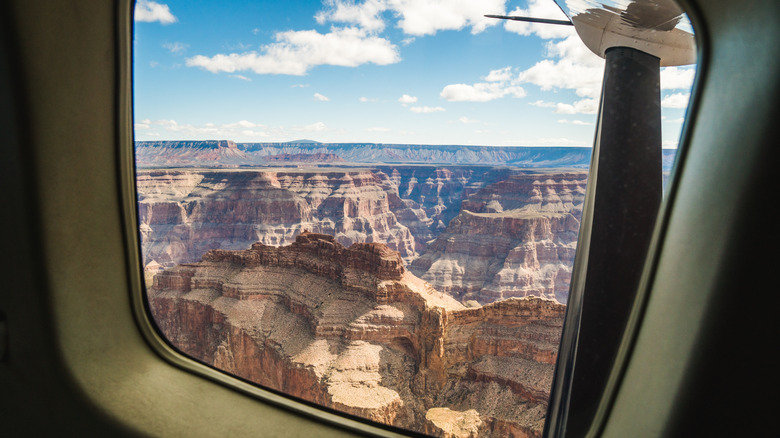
[133,1,694,435]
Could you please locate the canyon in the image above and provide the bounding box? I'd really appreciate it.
[410,172,586,304]
[149,232,565,437]
[136,166,509,273]
[136,142,593,436]
[136,166,585,304]
[135,140,597,168]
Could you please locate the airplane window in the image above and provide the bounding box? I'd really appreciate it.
[132,0,696,435]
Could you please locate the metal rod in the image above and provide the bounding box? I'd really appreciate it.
[484,14,573,26]
[545,46,662,437]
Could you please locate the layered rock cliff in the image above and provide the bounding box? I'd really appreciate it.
[136,167,513,280]
[136,169,420,275]
[410,171,587,304]
[135,140,249,167]
[149,232,565,437]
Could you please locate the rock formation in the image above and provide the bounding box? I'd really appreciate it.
[135,167,513,280]
[262,152,344,163]
[148,232,565,437]
[411,171,587,304]
[135,141,683,170]
[135,140,249,167]
[136,169,421,276]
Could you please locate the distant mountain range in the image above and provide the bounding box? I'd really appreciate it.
[135,140,678,170]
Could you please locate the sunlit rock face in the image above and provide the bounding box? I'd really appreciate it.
[137,168,588,306]
[149,233,565,437]
[136,169,420,271]
[410,171,588,304]
[135,167,511,278]
[135,140,250,167]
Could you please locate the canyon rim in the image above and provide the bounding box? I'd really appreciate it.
[136,141,597,437]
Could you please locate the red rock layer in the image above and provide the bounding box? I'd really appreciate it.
[148,233,564,437]
[410,171,587,304]
[136,167,516,280]
[136,169,421,273]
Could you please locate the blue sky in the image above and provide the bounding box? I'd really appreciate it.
[133,0,696,147]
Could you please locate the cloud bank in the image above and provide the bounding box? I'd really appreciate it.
[135,1,177,24]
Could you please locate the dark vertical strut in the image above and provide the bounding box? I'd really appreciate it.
[546,46,662,437]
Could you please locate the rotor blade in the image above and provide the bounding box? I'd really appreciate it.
[484,14,573,26]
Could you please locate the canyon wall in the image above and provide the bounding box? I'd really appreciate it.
[136,141,597,168]
[135,141,679,170]
[410,171,587,304]
[138,168,587,305]
[149,233,564,437]
[136,169,418,273]
[136,167,511,278]
[135,140,249,167]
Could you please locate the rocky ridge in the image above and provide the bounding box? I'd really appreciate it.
[136,166,513,278]
[135,140,248,167]
[136,140,679,170]
[149,232,565,437]
[263,152,345,163]
[136,141,596,168]
[411,171,587,304]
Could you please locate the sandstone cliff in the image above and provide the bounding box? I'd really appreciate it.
[410,171,587,304]
[262,152,344,163]
[136,167,512,280]
[149,232,564,437]
[136,169,421,276]
[135,140,249,167]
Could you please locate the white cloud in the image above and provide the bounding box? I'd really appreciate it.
[314,0,506,36]
[520,137,590,146]
[441,33,602,106]
[387,0,505,36]
[529,100,556,108]
[517,36,604,99]
[441,82,525,102]
[503,0,574,39]
[163,42,189,54]
[661,66,696,90]
[316,0,387,32]
[241,130,268,137]
[186,27,400,76]
[442,29,601,118]
[662,92,690,108]
[135,1,177,24]
[367,126,391,132]
[231,74,251,81]
[531,97,598,115]
[223,120,260,129]
[558,119,593,126]
[440,67,526,102]
[359,96,378,102]
[297,122,330,132]
[136,119,270,139]
[398,94,418,104]
[410,106,445,113]
[484,67,513,82]
[458,116,479,124]
[553,98,599,115]
[314,93,330,101]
